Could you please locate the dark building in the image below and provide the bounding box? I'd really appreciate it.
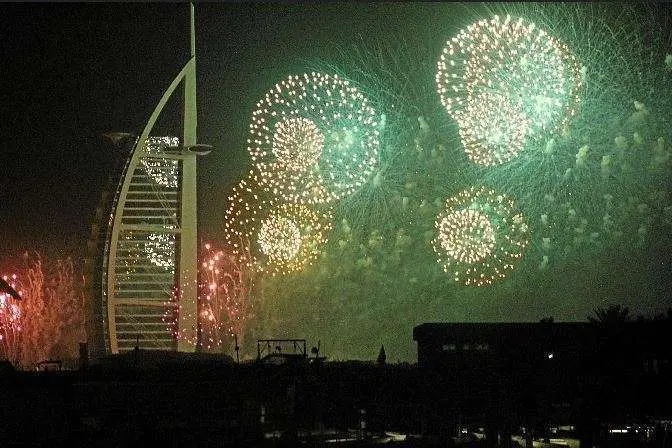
[413,322,672,446]
[2,322,671,446]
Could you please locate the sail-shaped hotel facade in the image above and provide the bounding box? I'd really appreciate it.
[88,5,205,355]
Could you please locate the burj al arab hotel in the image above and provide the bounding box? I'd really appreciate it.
[85,4,209,356]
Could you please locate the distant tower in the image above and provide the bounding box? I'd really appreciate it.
[377,345,387,365]
[99,4,203,354]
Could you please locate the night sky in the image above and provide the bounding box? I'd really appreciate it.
[1,3,671,361]
[0,2,445,262]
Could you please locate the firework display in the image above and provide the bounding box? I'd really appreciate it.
[0,274,22,349]
[451,4,672,273]
[223,172,333,275]
[1,1,672,369]
[271,117,325,171]
[0,256,83,368]
[457,91,533,166]
[255,202,333,275]
[164,241,257,352]
[223,172,271,269]
[227,6,671,361]
[432,186,529,286]
[69,3,666,362]
[208,4,672,360]
[437,15,583,165]
[248,72,381,204]
[198,242,256,353]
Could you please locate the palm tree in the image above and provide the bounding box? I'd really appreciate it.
[586,304,633,423]
[588,304,630,325]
